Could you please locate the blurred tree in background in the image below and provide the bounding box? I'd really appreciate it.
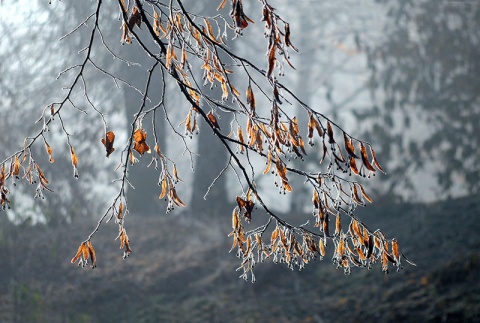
[364,0,480,201]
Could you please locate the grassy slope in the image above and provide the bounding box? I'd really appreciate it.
[0,195,479,322]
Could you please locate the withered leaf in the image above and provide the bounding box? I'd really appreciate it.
[370,146,386,174]
[128,6,142,30]
[207,111,221,130]
[360,143,375,172]
[204,18,220,44]
[284,23,298,52]
[263,150,273,174]
[71,243,85,264]
[246,84,256,113]
[217,0,227,10]
[173,163,184,183]
[392,239,399,262]
[349,156,359,175]
[87,241,96,268]
[231,0,253,30]
[353,183,364,205]
[12,155,20,176]
[121,22,131,44]
[45,141,54,163]
[359,184,373,203]
[153,10,161,36]
[319,238,326,257]
[344,132,358,158]
[170,187,186,207]
[118,202,124,220]
[133,128,151,155]
[335,213,341,237]
[101,131,116,158]
[327,121,335,144]
[267,45,276,79]
[237,127,245,153]
[71,147,79,178]
[159,177,167,199]
[323,213,330,237]
[312,189,319,209]
[70,147,78,167]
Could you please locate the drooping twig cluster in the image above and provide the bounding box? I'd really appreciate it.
[0,0,415,278]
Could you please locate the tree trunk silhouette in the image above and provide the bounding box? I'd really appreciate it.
[189,4,230,218]
[121,44,166,216]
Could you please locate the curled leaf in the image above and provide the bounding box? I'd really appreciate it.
[360,143,375,172]
[159,178,167,199]
[128,6,142,30]
[133,128,151,155]
[101,131,116,158]
[359,184,373,203]
[207,111,221,130]
[246,84,256,114]
[45,141,54,163]
[284,23,298,52]
[267,45,276,79]
[327,121,335,144]
[237,127,245,153]
[87,241,97,268]
[370,146,386,174]
[70,147,79,178]
[344,132,358,158]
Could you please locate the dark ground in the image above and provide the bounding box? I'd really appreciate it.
[0,195,479,322]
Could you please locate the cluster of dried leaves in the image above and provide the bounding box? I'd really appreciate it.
[1,0,415,279]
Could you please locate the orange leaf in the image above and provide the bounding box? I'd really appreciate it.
[237,127,245,153]
[284,23,298,52]
[359,184,373,203]
[267,45,276,79]
[207,111,221,130]
[12,155,20,176]
[246,84,256,114]
[392,239,399,262]
[118,202,124,220]
[344,132,358,158]
[271,226,279,244]
[45,141,54,163]
[263,150,273,174]
[70,147,78,167]
[353,184,364,205]
[282,179,292,192]
[204,18,220,44]
[71,243,84,264]
[349,156,359,175]
[170,187,186,207]
[159,178,167,199]
[71,147,79,178]
[101,131,116,158]
[319,238,326,257]
[335,213,341,237]
[370,146,386,174]
[153,10,161,36]
[87,241,97,268]
[360,143,375,172]
[173,163,183,183]
[133,129,151,155]
[217,0,227,10]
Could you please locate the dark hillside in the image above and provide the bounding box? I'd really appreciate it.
[0,195,479,322]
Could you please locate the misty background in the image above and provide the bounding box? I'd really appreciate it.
[0,0,479,322]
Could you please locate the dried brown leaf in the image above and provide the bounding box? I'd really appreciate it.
[101,131,116,158]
